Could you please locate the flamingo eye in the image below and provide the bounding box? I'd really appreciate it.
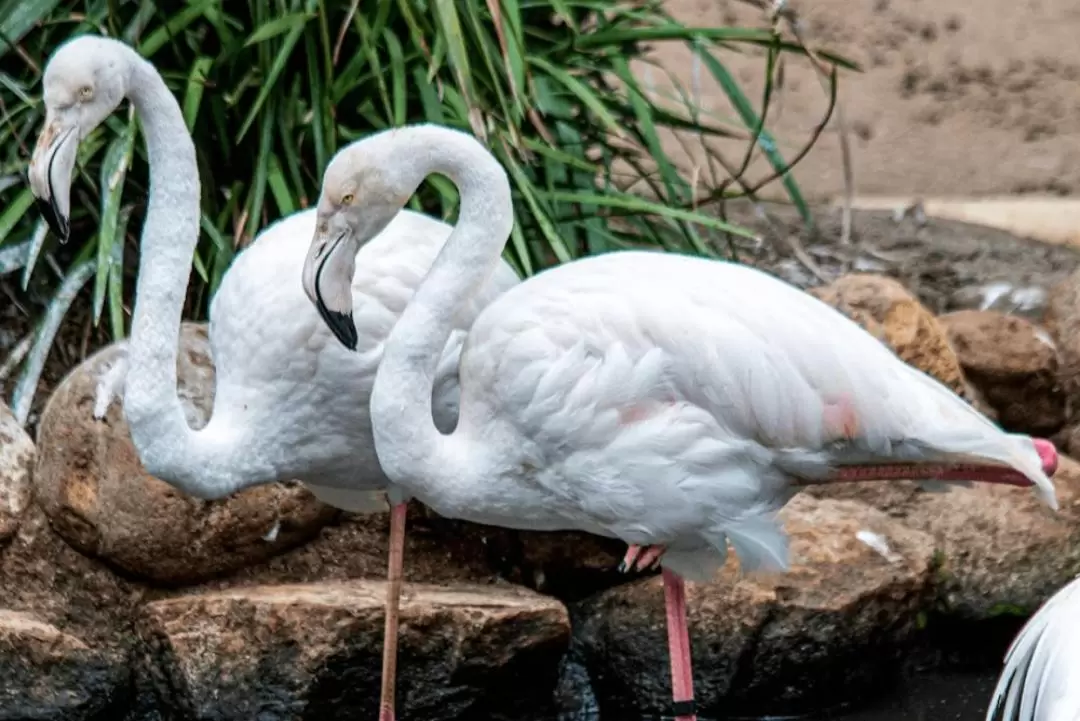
[341,193,355,205]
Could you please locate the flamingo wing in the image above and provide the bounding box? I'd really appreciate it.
[453,252,1053,577]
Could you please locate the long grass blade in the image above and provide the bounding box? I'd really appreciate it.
[10,258,96,426]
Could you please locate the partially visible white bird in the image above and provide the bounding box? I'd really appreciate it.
[302,123,1059,721]
[26,38,518,719]
[986,574,1080,721]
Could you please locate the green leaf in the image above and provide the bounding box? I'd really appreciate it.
[182,55,213,131]
[108,206,132,340]
[0,0,63,61]
[695,42,811,225]
[529,55,627,140]
[383,28,408,126]
[0,187,33,243]
[243,11,313,47]
[236,16,309,141]
[266,152,295,216]
[93,112,136,326]
[139,0,216,58]
[10,258,96,426]
[545,190,758,240]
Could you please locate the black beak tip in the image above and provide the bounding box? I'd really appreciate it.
[34,196,69,244]
[325,310,359,352]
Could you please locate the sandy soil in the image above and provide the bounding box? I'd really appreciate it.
[650,0,1080,200]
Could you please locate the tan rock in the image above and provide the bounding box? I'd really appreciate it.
[0,609,129,720]
[940,310,1065,435]
[806,454,1080,618]
[576,494,936,719]
[137,581,571,720]
[810,273,969,397]
[0,402,33,545]
[33,322,338,585]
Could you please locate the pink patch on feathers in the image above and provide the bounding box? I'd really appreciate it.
[822,395,859,440]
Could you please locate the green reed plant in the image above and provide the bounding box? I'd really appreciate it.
[0,0,855,423]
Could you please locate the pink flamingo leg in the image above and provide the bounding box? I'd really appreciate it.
[663,568,697,721]
[379,501,408,721]
[620,544,644,572]
[619,544,667,573]
[636,544,666,571]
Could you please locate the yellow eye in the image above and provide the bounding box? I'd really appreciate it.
[340,193,354,205]
[78,86,93,101]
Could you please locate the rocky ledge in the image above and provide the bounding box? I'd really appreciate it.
[3,264,1080,720]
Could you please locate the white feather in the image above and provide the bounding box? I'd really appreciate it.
[986,574,1080,721]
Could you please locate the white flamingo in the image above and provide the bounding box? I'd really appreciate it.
[986,574,1080,721]
[302,123,1059,721]
[26,37,518,714]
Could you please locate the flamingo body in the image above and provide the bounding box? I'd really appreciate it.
[387,251,1055,580]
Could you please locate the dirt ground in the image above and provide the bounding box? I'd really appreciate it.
[652,0,1080,199]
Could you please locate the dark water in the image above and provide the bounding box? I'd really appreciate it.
[807,669,997,721]
[557,664,1000,721]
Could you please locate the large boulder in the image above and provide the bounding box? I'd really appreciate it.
[0,402,33,546]
[807,455,1080,618]
[33,322,338,586]
[809,273,970,398]
[576,494,936,719]
[137,581,571,721]
[939,310,1065,436]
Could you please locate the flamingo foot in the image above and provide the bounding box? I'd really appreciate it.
[619,543,666,573]
[663,568,697,721]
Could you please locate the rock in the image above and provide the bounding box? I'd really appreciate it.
[0,402,33,546]
[420,511,627,602]
[576,494,936,719]
[949,281,1051,322]
[809,274,969,397]
[137,581,571,720]
[939,310,1066,435]
[806,455,1080,618]
[212,500,624,604]
[1045,266,1080,397]
[0,503,138,720]
[0,609,130,720]
[33,322,338,586]
[212,501,503,589]
[1044,271,1080,455]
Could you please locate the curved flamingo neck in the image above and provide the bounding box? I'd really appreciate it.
[119,50,255,497]
[368,126,514,499]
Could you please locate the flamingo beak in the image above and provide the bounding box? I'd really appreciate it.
[28,119,77,243]
[303,222,359,351]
